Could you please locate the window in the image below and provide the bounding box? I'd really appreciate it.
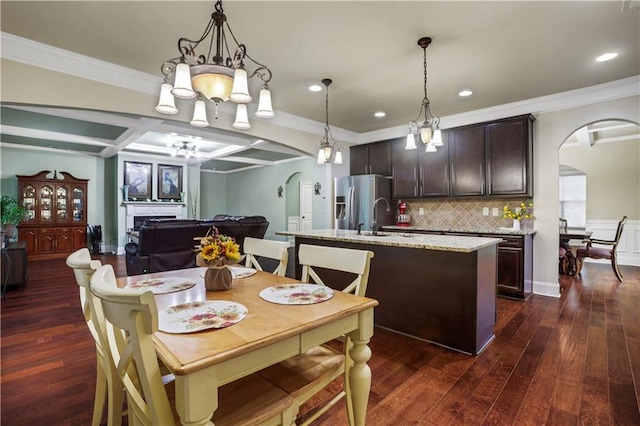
[559,174,586,228]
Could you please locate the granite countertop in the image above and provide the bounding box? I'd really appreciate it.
[275,229,503,253]
[382,225,537,236]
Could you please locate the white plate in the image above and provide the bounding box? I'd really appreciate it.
[159,301,248,334]
[259,284,334,305]
[124,276,196,294]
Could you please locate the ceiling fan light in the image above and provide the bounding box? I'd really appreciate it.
[432,128,443,146]
[255,87,275,118]
[171,63,196,99]
[230,67,252,104]
[405,133,417,150]
[155,82,178,114]
[232,104,251,130]
[190,99,209,127]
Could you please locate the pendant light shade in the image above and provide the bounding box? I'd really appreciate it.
[172,63,196,99]
[190,99,210,127]
[432,128,443,146]
[232,104,251,130]
[155,82,178,114]
[230,67,252,104]
[425,142,437,153]
[317,148,326,164]
[334,147,343,164]
[420,126,433,145]
[255,87,275,118]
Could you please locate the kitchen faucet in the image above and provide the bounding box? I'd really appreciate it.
[371,197,391,235]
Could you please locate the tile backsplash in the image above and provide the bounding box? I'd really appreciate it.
[397,198,534,229]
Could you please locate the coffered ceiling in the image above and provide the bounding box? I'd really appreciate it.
[1,1,639,172]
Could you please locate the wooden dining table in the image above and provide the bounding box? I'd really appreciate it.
[116,266,378,426]
[560,229,593,275]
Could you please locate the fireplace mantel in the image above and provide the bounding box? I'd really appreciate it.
[125,202,185,230]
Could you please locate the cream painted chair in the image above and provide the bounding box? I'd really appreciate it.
[89,264,295,426]
[259,244,375,425]
[244,237,290,276]
[66,248,122,426]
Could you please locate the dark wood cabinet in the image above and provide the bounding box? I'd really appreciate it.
[449,124,486,196]
[17,170,88,259]
[350,140,392,175]
[1,241,27,296]
[485,115,534,196]
[419,137,450,197]
[480,233,533,300]
[391,140,418,198]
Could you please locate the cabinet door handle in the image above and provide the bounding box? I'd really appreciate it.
[481,182,485,194]
[488,182,492,194]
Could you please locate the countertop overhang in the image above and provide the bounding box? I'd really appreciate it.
[276,229,502,253]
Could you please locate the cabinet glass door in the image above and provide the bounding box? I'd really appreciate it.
[39,185,54,224]
[21,185,37,223]
[72,187,85,222]
[56,186,69,222]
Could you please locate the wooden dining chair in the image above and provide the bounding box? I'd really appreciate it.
[576,216,627,281]
[66,248,123,426]
[259,244,375,426]
[244,237,290,276]
[89,264,295,426]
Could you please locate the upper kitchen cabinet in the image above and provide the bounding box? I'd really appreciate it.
[418,137,450,197]
[485,114,534,196]
[391,140,418,198]
[449,124,486,197]
[350,140,393,175]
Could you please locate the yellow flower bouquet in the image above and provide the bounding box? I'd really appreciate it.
[195,227,242,290]
[503,200,534,230]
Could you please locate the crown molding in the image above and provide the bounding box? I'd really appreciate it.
[2,32,638,146]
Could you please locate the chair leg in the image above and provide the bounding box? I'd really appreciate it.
[611,253,623,282]
[92,360,107,426]
[576,255,584,275]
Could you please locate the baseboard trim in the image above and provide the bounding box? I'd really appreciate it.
[533,280,560,298]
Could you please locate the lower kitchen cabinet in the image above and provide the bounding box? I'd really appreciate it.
[482,234,533,299]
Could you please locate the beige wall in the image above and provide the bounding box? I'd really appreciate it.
[560,137,640,220]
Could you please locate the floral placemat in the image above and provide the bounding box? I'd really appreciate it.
[158,301,248,334]
[229,266,257,279]
[259,284,334,305]
[124,277,196,295]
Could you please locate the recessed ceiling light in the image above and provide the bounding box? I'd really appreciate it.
[374,111,386,118]
[459,90,473,97]
[596,52,618,62]
[309,85,322,92]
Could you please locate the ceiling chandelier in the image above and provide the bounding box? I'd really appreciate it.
[317,79,343,165]
[406,37,442,152]
[169,141,200,159]
[155,0,274,130]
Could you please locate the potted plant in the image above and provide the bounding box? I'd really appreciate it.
[1,195,29,242]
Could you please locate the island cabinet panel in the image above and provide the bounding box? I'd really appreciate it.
[350,140,393,176]
[293,237,497,355]
[449,124,486,197]
[391,140,418,198]
[485,115,533,196]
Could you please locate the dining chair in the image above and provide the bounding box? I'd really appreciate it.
[244,237,290,276]
[576,216,627,281]
[259,244,375,426]
[89,264,295,426]
[65,248,122,426]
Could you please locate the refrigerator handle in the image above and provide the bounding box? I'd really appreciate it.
[348,186,356,229]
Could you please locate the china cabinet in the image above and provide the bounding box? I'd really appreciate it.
[17,170,88,258]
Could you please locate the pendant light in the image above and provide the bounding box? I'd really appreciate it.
[317,78,342,164]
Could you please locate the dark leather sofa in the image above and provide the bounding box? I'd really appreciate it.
[124,216,269,276]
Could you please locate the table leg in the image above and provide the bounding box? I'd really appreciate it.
[175,369,217,426]
[347,308,374,426]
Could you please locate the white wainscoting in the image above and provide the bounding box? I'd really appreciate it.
[584,219,640,267]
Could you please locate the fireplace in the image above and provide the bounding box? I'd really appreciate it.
[125,202,184,231]
[133,215,176,230]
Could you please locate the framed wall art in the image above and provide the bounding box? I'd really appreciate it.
[124,161,152,200]
[158,164,183,200]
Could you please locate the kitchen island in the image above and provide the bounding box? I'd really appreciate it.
[276,229,502,355]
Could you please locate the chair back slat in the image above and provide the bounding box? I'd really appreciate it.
[298,244,374,297]
[613,216,628,247]
[244,237,290,276]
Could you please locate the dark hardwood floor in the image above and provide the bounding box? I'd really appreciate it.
[1,254,638,425]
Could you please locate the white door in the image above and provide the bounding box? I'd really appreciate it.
[300,181,313,231]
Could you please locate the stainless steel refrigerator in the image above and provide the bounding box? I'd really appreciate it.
[334,175,393,231]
